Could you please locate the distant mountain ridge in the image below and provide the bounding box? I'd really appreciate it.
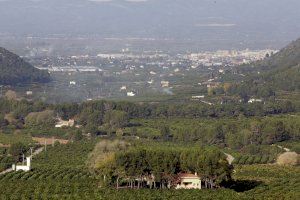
[0,47,50,85]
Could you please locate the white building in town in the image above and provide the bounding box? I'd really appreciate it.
[127,91,136,97]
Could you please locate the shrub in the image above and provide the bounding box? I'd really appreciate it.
[277,152,299,166]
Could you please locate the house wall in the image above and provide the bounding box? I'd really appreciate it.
[16,165,30,172]
[14,157,31,172]
[176,178,201,189]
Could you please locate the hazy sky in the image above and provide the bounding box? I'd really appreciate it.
[0,0,300,48]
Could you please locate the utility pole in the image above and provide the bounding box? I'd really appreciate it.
[44,139,48,160]
[30,147,34,157]
[22,154,25,165]
[44,139,47,152]
[0,85,3,97]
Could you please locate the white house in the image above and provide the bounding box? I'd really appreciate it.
[55,118,75,128]
[176,173,202,189]
[12,157,31,172]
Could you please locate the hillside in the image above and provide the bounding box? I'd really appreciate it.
[0,47,50,85]
[237,38,300,93]
[257,38,300,71]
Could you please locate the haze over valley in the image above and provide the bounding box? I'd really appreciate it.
[0,1,299,200]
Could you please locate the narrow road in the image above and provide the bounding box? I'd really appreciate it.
[0,168,13,175]
[32,147,44,156]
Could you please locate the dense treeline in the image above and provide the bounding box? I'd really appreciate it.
[1,97,299,146]
[0,97,298,125]
[54,100,299,120]
[0,47,50,85]
[97,145,232,189]
[134,116,300,148]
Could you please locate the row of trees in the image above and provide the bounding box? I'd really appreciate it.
[54,99,299,120]
[97,146,232,189]
[131,115,300,152]
[0,96,298,127]
[1,97,299,147]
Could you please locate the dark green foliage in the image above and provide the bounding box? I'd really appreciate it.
[0,113,8,129]
[235,165,300,199]
[53,100,300,122]
[24,110,56,128]
[133,116,300,149]
[99,147,232,188]
[232,38,300,96]
[9,142,29,161]
[104,110,129,129]
[0,151,14,171]
[33,141,95,169]
[233,155,275,165]
[0,162,298,199]
[0,47,50,85]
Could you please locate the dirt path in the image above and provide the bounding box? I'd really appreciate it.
[0,168,13,175]
[32,147,44,156]
[273,144,291,152]
[32,137,69,145]
[224,153,235,165]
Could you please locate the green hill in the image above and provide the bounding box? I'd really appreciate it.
[258,38,300,72]
[0,47,50,85]
[259,38,300,91]
[237,38,300,94]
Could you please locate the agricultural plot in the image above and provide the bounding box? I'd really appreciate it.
[0,133,34,145]
[234,165,300,199]
[0,138,299,199]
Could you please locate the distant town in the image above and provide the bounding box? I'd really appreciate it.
[17,49,274,102]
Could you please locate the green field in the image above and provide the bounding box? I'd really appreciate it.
[0,139,299,200]
[0,133,34,145]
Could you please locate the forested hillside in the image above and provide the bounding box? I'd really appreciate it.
[0,47,50,85]
[257,38,300,72]
[230,38,300,98]
[256,38,300,91]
